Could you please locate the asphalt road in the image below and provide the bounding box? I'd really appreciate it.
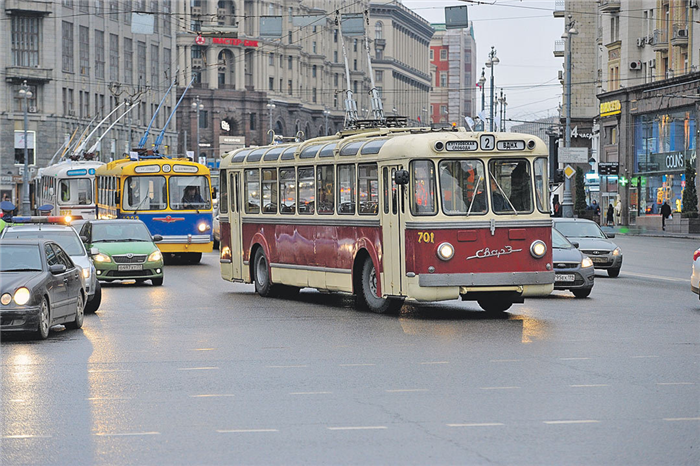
[2,235,699,465]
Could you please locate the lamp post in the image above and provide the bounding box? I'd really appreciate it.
[421,107,427,127]
[323,109,330,135]
[502,94,508,131]
[191,96,203,162]
[498,90,507,131]
[19,80,33,215]
[266,102,276,143]
[485,47,499,132]
[562,16,578,218]
[478,68,486,130]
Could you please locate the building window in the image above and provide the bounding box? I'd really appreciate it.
[249,112,256,130]
[440,49,447,60]
[334,29,338,43]
[124,38,133,84]
[269,77,274,90]
[62,21,74,72]
[63,0,73,7]
[110,34,119,81]
[353,59,357,70]
[312,41,317,54]
[137,41,146,83]
[151,1,159,34]
[200,110,208,128]
[288,31,292,44]
[376,49,383,60]
[79,0,88,12]
[151,45,159,86]
[375,21,383,40]
[163,1,171,35]
[95,0,104,16]
[312,88,317,103]
[440,72,447,87]
[109,0,118,20]
[288,79,293,95]
[124,0,131,24]
[288,6,293,22]
[375,70,383,82]
[312,65,317,78]
[334,51,338,63]
[95,30,105,79]
[78,26,89,75]
[288,56,292,70]
[334,73,339,86]
[430,49,434,60]
[269,52,274,66]
[353,39,358,52]
[11,17,41,68]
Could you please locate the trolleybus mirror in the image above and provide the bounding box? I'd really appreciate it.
[394,169,409,185]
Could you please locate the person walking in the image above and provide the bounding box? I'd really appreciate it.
[606,204,614,226]
[660,201,672,231]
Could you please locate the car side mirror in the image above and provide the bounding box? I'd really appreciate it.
[571,241,579,249]
[90,247,99,256]
[49,264,67,274]
[606,232,616,238]
[152,234,163,242]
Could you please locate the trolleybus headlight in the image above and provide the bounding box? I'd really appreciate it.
[1,293,12,305]
[581,257,594,268]
[93,253,112,263]
[13,287,31,306]
[530,240,547,259]
[436,242,455,261]
[148,250,163,262]
[198,222,211,233]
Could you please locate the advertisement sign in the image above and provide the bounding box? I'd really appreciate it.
[558,147,588,164]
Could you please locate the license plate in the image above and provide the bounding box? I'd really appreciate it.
[591,257,608,263]
[117,264,143,271]
[555,274,576,282]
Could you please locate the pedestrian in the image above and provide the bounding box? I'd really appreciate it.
[553,199,562,217]
[591,200,600,216]
[660,201,672,231]
[606,203,614,226]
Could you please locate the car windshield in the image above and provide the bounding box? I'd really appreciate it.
[0,245,43,272]
[554,221,606,238]
[3,230,85,256]
[552,228,574,249]
[92,222,153,242]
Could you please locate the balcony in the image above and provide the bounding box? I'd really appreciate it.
[599,0,621,13]
[4,0,52,15]
[5,66,52,83]
[671,23,689,47]
[651,29,668,51]
[553,39,565,57]
[553,0,565,17]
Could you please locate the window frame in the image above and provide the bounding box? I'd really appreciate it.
[409,160,438,217]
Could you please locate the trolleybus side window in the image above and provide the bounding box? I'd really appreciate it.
[317,165,334,214]
[232,172,238,212]
[337,164,356,215]
[383,168,389,214]
[220,169,228,214]
[261,168,277,214]
[488,159,533,214]
[298,167,315,214]
[439,160,487,215]
[358,163,379,215]
[533,157,549,214]
[244,169,260,214]
[170,175,212,210]
[410,160,437,216]
[279,168,296,214]
[123,176,166,211]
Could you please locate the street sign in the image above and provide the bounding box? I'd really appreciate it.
[558,147,588,164]
[564,165,576,179]
[598,162,619,175]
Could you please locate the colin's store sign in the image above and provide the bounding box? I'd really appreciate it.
[600,100,621,117]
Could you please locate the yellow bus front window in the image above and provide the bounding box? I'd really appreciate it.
[123,176,167,211]
[170,175,212,211]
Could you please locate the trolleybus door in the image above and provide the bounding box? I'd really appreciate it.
[230,172,244,280]
[380,166,405,297]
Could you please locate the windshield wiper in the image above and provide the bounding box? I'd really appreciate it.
[466,175,483,217]
[92,239,121,243]
[489,171,518,215]
[2,268,42,272]
[122,238,148,242]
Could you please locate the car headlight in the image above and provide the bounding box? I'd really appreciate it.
[82,267,90,279]
[581,257,594,268]
[93,253,111,263]
[530,240,547,258]
[13,287,31,306]
[148,250,163,262]
[612,247,621,256]
[1,293,11,305]
[436,242,455,261]
[198,222,211,233]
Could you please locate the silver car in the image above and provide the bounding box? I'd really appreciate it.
[552,228,595,298]
[553,218,623,277]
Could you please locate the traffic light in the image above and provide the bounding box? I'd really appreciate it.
[554,169,564,183]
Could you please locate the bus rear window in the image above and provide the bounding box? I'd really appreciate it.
[410,161,436,216]
[59,178,92,205]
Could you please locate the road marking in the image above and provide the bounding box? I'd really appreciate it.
[419,361,449,365]
[177,367,219,371]
[327,426,387,431]
[192,348,216,351]
[630,355,659,359]
[385,389,429,393]
[480,386,520,390]
[623,271,689,283]
[290,391,333,395]
[86,397,133,401]
[570,384,609,388]
[217,429,278,433]
[447,423,504,427]
[190,394,236,398]
[3,434,52,439]
[265,365,308,368]
[94,431,160,437]
[657,382,695,386]
[490,359,522,363]
[663,417,700,422]
[559,358,591,361]
[339,363,375,367]
[9,399,25,403]
[87,369,132,373]
[544,420,600,425]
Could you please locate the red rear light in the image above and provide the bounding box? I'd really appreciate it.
[694,249,700,262]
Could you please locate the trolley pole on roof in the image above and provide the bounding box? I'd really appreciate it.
[336,11,359,128]
[364,9,385,124]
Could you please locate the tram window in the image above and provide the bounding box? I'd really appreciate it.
[410,160,437,216]
[358,163,379,215]
[438,160,487,215]
[58,178,92,205]
[337,164,356,214]
[534,158,549,213]
[339,141,363,156]
[244,169,261,214]
[383,168,389,214]
[170,175,212,211]
[279,168,296,214]
[317,165,335,214]
[261,168,278,214]
[220,170,229,214]
[123,176,166,211]
[489,159,533,214]
[297,167,315,214]
[360,140,387,155]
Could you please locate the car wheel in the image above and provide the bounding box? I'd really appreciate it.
[357,257,403,314]
[65,293,84,330]
[85,280,101,313]
[572,288,592,299]
[253,248,274,297]
[477,297,513,315]
[35,297,51,340]
[152,277,164,286]
[607,268,620,278]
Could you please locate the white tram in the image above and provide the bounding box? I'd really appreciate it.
[33,160,104,219]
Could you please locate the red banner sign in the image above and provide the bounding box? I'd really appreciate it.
[194,37,259,47]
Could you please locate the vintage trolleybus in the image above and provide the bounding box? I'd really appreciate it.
[33,160,104,219]
[218,127,553,313]
[95,157,214,263]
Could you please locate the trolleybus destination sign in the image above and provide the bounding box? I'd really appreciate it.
[445,141,478,151]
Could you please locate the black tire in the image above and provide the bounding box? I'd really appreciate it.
[477,297,513,314]
[357,257,403,314]
[253,248,274,297]
[65,293,84,330]
[152,277,164,286]
[35,297,51,340]
[85,280,101,313]
[607,268,620,278]
[187,253,202,264]
[213,239,220,250]
[572,288,592,299]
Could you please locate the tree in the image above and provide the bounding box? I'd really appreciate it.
[682,159,698,218]
[574,166,587,217]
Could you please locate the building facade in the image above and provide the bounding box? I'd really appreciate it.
[429,22,477,126]
[1,0,178,203]
[174,0,433,163]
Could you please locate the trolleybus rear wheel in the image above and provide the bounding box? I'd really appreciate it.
[358,257,403,314]
[254,248,274,297]
[477,297,513,315]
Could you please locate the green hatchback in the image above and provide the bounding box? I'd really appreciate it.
[79,220,164,286]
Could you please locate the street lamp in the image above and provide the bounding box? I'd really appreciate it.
[485,47,499,132]
[478,68,486,130]
[191,96,204,162]
[19,80,33,215]
[323,109,331,136]
[421,107,427,127]
[266,102,276,143]
[562,16,578,218]
[498,90,508,132]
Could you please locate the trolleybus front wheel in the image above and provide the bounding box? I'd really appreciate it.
[358,257,403,314]
[477,297,513,315]
[253,248,274,297]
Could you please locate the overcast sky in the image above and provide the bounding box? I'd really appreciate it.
[401,0,564,124]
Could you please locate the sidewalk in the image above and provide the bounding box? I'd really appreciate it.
[606,225,700,241]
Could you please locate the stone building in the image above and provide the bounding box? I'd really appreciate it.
[0,0,178,203]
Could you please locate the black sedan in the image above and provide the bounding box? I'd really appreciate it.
[0,239,85,339]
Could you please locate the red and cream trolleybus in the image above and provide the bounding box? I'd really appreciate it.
[218,126,554,314]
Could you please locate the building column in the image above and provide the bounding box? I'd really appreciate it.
[206,46,218,89]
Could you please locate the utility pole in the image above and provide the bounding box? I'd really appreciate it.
[192,96,203,160]
[267,102,276,143]
[562,15,577,218]
[19,80,33,215]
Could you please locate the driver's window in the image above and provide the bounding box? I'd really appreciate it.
[45,244,59,266]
